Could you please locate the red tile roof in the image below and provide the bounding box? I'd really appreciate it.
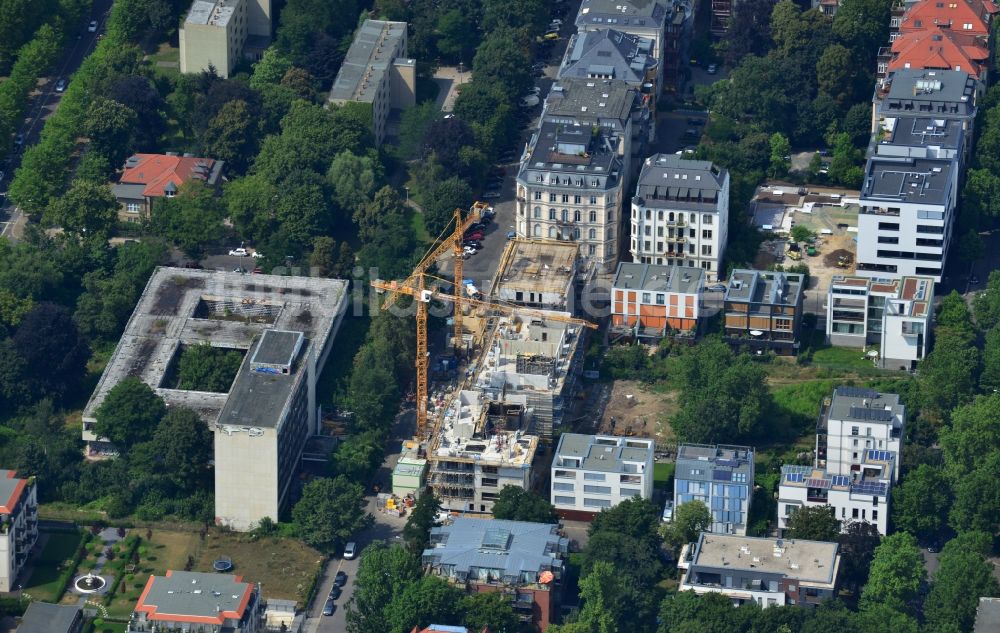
[889,26,989,78]
[0,470,26,514]
[899,0,994,37]
[118,154,218,198]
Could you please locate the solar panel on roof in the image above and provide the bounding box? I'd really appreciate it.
[831,475,851,487]
[807,478,832,489]
[836,386,879,399]
[786,472,804,483]
[713,470,730,481]
[849,407,894,422]
[716,459,740,468]
[852,481,888,496]
[866,449,892,462]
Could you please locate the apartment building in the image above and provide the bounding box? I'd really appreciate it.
[872,115,965,161]
[515,121,625,273]
[0,471,37,592]
[422,518,568,631]
[873,69,978,138]
[551,434,654,520]
[855,155,957,282]
[878,25,990,83]
[816,387,905,480]
[494,239,579,312]
[328,20,415,146]
[112,153,224,222]
[611,262,703,338]
[679,534,840,607]
[17,603,83,633]
[723,270,804,355]
[826,275,934,370]
[673,445,754,536]
[179,0,271,78]
[575,0,668,89]
[427,391,539,514]
[629,154,729,279]
[898,0,994,39]
[662,0,692,91]
[127,571,263,633]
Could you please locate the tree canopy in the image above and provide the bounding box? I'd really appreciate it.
[291,476,372,552]
[491,485,559,523]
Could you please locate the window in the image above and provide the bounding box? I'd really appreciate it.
[481,478,497,488]
[584,472,606,481]
[574,210,581,221]
[533,224,541,237]
[534,207,541,219]
[549,209,557,220]
[534,191,542,200]
[852,508,859,519]
[125,202,141,213]
[589,211,597,222]
[584,498,612,508]
[703,214,713,225]
[589,228,597,240]
[554,470,575,479]
[851,426,859,436]
[553,482,574,491]
[554,495,576,505]
[878,236,899,244]
[590,196,598,204]
[620,488,641,497]
[656,293,665,305]
[574,195,581,204]
[588,244,596,255]
[548,227,557,238]
[702,229,712,239]
[562,194,570,203]
[879,222,900,231]
[549,193,557,202]
[562,209,569,221]
[872,510,878,521]
[642,292,651,303]
[584,485,612,494]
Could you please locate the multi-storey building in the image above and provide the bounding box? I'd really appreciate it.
[0,471,37,592]
[873,69,978,138]
[710,0,733,36]
[611,262,703,338]
[179,0,271,78]
[422,518,568,631]
[575,0,668,89]
[855,155,957,282]
[111,153,224,222]
[897,0,994,39]
[678,534,841,607]
[872,115,965,162]
[327,20,415,146]
[723,270,804,355]
[878,25,990,83]
[663,0,692,91]
[550,434,654,520]
[816,387,905,481]
[673,445,754,535]
[629,154,729,279]
[515,121,625,273]
[826,275,934,370]
[494,239,579,312]
[127,571,263,633]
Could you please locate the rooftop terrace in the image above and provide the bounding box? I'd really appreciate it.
[497,239,578,295]
[687,533,840,585]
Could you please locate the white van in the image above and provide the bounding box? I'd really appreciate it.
[343,542,357,559]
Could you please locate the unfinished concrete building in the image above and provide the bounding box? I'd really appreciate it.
[82,268,349,530]
[428,390,539,514]
[494,239,579,312]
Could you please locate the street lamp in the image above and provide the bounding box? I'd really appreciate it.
[404,186,409,203]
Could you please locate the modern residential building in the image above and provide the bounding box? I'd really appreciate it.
[179,0,272,77]
[575,0,668,89]
[127,571,263,633]
[422,518,568,631]
[551,434,654,520]
[722,270,805,355]
[678,533,841,607]
[494,239,579,312]
[611,262,703,338]
[872,115,966,162]
[826,275,934,370]
[17,603,83,633]
[873,69,979,137]
[878,25,990,83]
[629,154,729,278]
[974,597,1000,633]
[112,153,224,222]
[427,390,539,514]
[328,20,415,146]
[662,0,692,91]
[515,121,626,273]
[673,444,754,535]
[855,155,957,282]
[81,268,349,530]
[0,470,37,593]
[778,452,894,535]
[558,29,659,122]
[816,387,905,481]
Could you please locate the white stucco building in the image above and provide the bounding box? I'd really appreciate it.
[551,434,654,520]
[0,471,37,592]
[816,387,905,481]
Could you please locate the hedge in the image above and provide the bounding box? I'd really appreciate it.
[52,530,92,602]
[102,534,142,606]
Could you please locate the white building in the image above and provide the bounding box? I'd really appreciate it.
[673,444,754,535]
[826,275,934,371]
[575,0,669,90]
[816,387,905,481]
[179,0,271,78]
[0,471,37,592]
[778,456,893,535]
[630,154,729,280]
[551,434,654,520]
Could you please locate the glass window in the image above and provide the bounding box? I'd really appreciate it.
[554,495,575,505]
[549,209,557,220]
[583,485,612,494]
[584,498,612,508]
[584,472,605,481]
[589,228,597,240]
[620,488,641,497]
[553,482,574,491]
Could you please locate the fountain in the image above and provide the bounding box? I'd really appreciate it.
[73,572,107,594]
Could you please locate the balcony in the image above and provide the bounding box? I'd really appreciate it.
[860,207,900,216]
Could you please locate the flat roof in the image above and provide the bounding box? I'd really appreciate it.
[555,433,654,473]
[250,329,303,367]
[883,116,964,149]
[861,156,954,205]
[576,0,668,27]
[975,597,1000,633]
[17,602,81,633]
[690,533,839,585]
[725,269,803,307]
[435,391,538,466]
[828,387,904,425]
[217,335,303,430]
[328,20,408,103]
[830,275,934,318]
[423,518,567,580]
[498,240,578,295]
[613,262,703,294]
[544,78,636,130]
[83,268,348,426]
[635,154,726,211]
[676,444,753,480]
[879,69,977,118]
[780,463,891,497]
[184,0,238,28]
[135,571,254,624]
[519,120,622,182]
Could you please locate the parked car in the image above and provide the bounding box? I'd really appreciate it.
[335,571,348,586]
[54,78,66,92]
[550,18,563,26]
[506,230,517,240]
[707,63,718,74]
[87,20,97,32]
[14,134,23,147]
[480,215,492,226]
[463,241,482,250]
[520,94,539,108]
[251,250,263,258]
[329,585,342,600]
[343,542,357,559]
[706,283,727,292]
[229,247,249,257]
[322,599,336,616]
[466,232,484,241]
[481,191,501,199]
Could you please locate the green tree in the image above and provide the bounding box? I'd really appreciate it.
[816,44,860,105]
[491,485,558,523]
[461,591,519,632]
[963,168,1000,223]
[482,0,546,33]
[860,532,926,616]
[151,407,213,491]
[291,476,372,551]
[402,491,440,555]
[332,430,384,481]
[83,97,137,171]
[202,99,259,174]
[310,236,355,278]
[249,47,293,89]
[980,325,1000,392]
[13,302,89,402]
[891,463,949,541]
[949,451,1000,534]
[940,393,1000,480]
[917,327,980,423]
[280,67,316,101]
[470,29,532,103]
[345,542,422,633]
[327,150,381,214]
[353,186,416,278]
[45,180,118,236]
[387,576,464,633]
[768,132,790,178]
[785,505,840,541]
[150,180,225,258]
[551,561,627,633]
[663,500,711,550]
[832,0,891,66]
[974,269,1000,331]
[837,520,880,594]
[828,132,864,188]
[790,225,814,243]
[93,377,167,449]
[924,535,1000,632]
[936,290,975,335]
[435,10,478,63]
[175,343,243,392]
[224,174,278,242]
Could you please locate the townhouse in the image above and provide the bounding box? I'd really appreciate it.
[551,434,655,520]
[673,444,754,536]
[611,262,703,338]
[722,270,805,355]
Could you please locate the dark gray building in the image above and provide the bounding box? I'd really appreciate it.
[17,603,83,633]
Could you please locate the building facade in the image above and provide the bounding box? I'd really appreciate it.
[179,0,272,78]
[816,387,905,481]
[826,275,934,370]
[422,518,568,631]
[494,239,579,312]
[629,154,729,279]
[678,533,841,607]
[873,69,978,139]
[111,153,224,222]
[328,20,415,146]
[574,0,668,89]
[673,445,754,535]
[128,571,263,633]
[723,270,804,355]
[551,434,654,520]
[0,471,37,593]
[17,602,83,633]
[611,262,703,338]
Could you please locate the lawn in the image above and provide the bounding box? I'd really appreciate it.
[22,530,86,602]
[148,43,180,79]
[653,462,675,490]
[406,205,432,244]
[105,530,201,618]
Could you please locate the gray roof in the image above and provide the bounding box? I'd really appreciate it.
[725,269,804,307]
[17,602,81,633]
[576,0,668,28]
[554,433,654,473]
[518,120,622,186]
[250,329,303,368]
[880,69,977,119]
[861,156,954,206]
[884,116,964,150]
[544,78,637,131]
[634,153,726,211]
[184,0,237,28]
[974,597,1000,633]
[218,333,307,430]
[111,183,147,201]
[136,571,254,621]
[689,533,840,585]
[828,387,904,425]
[675,444,753,481]
[422,518,567,581]
[328,20,408,103]
[560,29,657,85]
[613,262,703,294]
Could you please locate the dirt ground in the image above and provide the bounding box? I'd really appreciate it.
[597,380,678,447]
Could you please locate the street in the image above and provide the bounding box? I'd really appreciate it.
[0,0,113,240]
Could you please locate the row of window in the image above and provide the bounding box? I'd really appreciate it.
[634,210,716,224]
[639,225,713,240]
[876,250,943,261]
[878,221,946,232]
[529,207,611,223]
[531,176,605,188]
[534,192,601,204]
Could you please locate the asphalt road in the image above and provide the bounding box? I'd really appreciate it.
[0,0,113,240]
